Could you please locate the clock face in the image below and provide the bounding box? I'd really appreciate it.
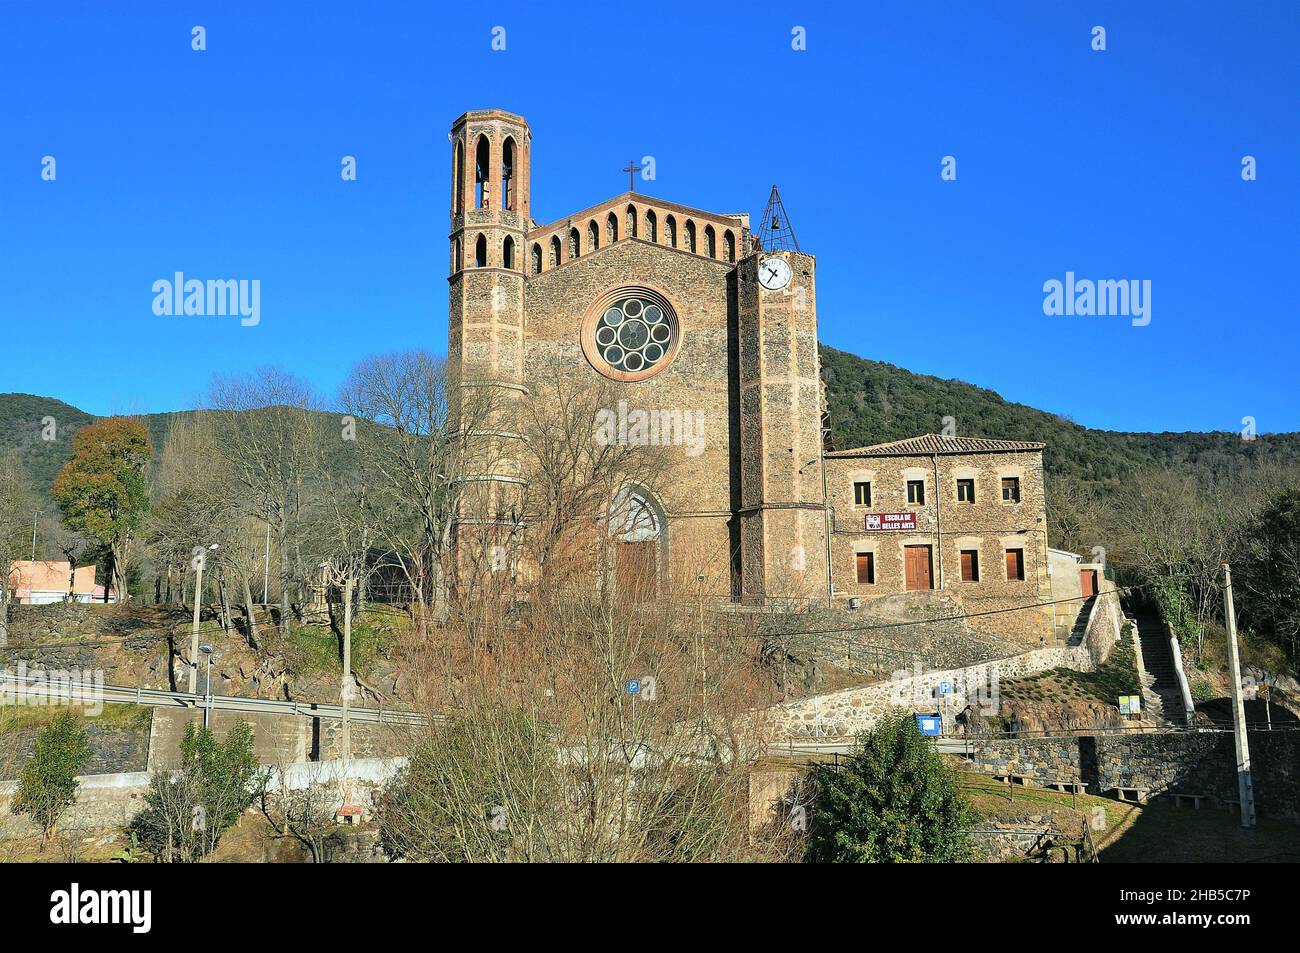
[759,257,791,291]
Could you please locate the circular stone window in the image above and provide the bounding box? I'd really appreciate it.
[581,287,681,382]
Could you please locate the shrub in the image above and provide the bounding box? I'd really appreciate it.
[12,711,91,846]
[806,711,974,863]
[129,721,263,862]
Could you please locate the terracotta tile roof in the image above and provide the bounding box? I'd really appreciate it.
[827,433,1046,457]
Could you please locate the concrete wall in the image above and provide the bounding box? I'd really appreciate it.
[147,708,309,770]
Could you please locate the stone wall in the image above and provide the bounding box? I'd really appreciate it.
[315,718,415,761]
[969,730,1300,821]
[764,642,1095,740]
[0,771,151,841]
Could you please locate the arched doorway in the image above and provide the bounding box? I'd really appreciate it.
[610,488,664,601]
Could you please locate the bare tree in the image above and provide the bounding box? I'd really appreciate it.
[208,369,323,633]
[339,351,496,628]
[376,374,778,861]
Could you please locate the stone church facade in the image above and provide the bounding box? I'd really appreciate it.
[447,109,1056,643]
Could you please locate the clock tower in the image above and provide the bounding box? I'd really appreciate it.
[736,246,830,602]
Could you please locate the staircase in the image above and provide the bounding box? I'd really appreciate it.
[1065,596,1095,646]
[1131,611,1182,724]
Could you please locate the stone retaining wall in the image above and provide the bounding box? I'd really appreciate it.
[762,588,1125,740]
[765,643,1094,739]
[969,730,1300,821]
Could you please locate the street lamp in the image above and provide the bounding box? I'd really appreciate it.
[189,544,219,695]
[199,643,216,730]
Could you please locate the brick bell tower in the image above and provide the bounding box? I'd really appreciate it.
[447,110,531,575]
[736,243,830,604]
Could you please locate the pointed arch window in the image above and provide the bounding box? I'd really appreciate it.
[453,140,464,215]
[501,137,516,211]
[724,230,736,263]
[606,212,619,244]
[531,243,543,274]
[550,235,562,268]
[665,215,677,248]
[474,135,491,209]
[704,224,716,259]
[645,209,657,243]
[588,220,600,252]
[569,227,581,259]
[684,220,696,254]
[474,234,488,268]
[502,235,515,270]
[626,205,638,239]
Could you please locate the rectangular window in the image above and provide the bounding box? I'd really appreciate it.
[853,481,872,507]
[1005,548,1025,581]
[855,552,875,585]
[960,549,980,582]
[906,479,925,505]
[956,479,975,504]
[1001,477,1021,503]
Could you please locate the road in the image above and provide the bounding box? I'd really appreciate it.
[0,672,430,726]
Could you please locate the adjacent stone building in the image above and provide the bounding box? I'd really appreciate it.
[447,109,1058,642]
[822,435,1054,643]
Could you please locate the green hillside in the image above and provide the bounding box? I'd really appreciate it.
[4,346,1299,502]
[819,345,1300,487]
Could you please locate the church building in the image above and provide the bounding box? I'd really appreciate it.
[447,109,1057,643]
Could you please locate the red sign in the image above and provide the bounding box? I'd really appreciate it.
[864,512,917,531]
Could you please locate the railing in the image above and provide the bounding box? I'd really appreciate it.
[1165,621,1198,727]
[0,672,431,726]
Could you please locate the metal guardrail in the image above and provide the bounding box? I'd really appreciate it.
[0,673,431,726]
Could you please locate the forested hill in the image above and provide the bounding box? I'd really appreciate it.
[819,345,1300,488]
[4,346,1299,499]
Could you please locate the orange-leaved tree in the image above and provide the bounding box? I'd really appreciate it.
[52,417,153,603]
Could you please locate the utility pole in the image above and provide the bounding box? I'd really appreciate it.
[190,544,217,695]
[341,573,353,772]
[31,510,39,563]
[1221,564,1256,828]
[189,554,206,695]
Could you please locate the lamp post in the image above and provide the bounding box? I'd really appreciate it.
[189,544,219,695]
[199,643,215,730]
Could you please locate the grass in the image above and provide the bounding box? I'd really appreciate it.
[0,702,152,735]
[282,610,403,677]
[999,633,1141,708]
[957,768,1300,862]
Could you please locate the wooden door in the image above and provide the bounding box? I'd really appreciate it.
[616,541,658,602]
[904,545,933,591]
[1080,569,1097,598]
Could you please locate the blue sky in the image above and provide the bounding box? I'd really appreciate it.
[1,1,1296,432]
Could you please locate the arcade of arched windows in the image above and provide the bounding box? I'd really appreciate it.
[525,203,740,275]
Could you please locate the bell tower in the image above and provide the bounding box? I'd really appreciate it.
[448,109,531,577]
[736,234,829,603]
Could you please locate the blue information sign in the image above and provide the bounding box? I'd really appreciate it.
[914,713,942,736]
